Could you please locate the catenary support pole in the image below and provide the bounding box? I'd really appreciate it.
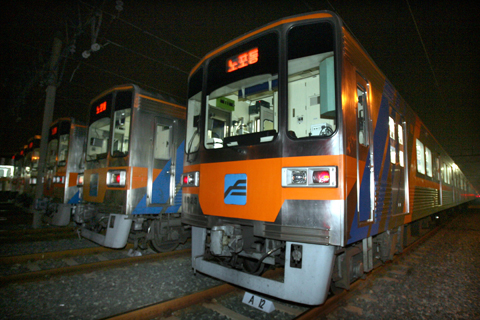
[32,35,63,228]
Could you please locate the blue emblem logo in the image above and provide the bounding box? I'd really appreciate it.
[224,174,247,205]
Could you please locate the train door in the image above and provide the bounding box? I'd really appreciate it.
[148,117,176,206]
[436,156,443,205]
[356,74,374,223]
[389,110,408,214]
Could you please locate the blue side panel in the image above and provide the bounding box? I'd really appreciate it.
[347,81,393,244]
[151,160,172,204]
[132,141,185,215]
[67,191,81,204]
[358,155,371,221]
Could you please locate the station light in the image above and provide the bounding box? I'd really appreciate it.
[181,171,199,187]
[282,166,337,188]
[107,170,126,187]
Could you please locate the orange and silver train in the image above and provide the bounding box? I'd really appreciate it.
[43,117,87,226]
[181,11,478,305]
[19,135,41,206]
[76,84,189,251]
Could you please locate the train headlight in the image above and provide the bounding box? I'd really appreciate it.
[77,174,84,187]
[181,171,199,187]
[282,166,337,187]
[107,170,126,187]
[291,170,307,185]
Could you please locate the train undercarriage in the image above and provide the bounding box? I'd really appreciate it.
[74,204,189,252]
[195,208,459,304]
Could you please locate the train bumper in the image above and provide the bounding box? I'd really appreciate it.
[81,214,132,248]
[192,226,336,305]
[49,204,73,226]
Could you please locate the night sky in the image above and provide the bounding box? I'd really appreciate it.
[1,0,479,192]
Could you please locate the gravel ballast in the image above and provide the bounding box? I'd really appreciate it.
[1,205,479,319]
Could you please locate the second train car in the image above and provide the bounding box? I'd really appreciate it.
[75,84,189,251]
[43,117,87,226]
[181,11,477,305]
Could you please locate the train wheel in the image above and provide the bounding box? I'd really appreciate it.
[148,219,180,253]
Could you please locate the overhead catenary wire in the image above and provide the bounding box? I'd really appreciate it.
[78,0,200,60]
[74,58,185,101]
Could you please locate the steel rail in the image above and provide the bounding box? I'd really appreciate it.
[0,248,191,287]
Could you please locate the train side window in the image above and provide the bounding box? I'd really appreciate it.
[357,88,369,146]
[398,124,404,167]
[442,163,447,183]
[425,147,432,177]
[436,157,441,181]
[154,125,171,160]
[416,139,425,174]
[112,109,131,157]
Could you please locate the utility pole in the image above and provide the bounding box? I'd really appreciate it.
[32,35,63,228]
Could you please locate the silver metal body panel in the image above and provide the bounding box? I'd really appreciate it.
[81,214,132,248]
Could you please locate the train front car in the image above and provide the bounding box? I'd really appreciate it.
[182,11,476,306]
[43,118,87,226]
[76,85,188,251]
[182,12,343,305]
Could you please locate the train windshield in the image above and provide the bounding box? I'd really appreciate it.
[187,22,337,152]
[287,22,336,138]
[87,94,113,161]
[203,32,279,149]
[111,91,132,157]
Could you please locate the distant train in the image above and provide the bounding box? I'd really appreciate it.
[180,11,478,305]
[0,157,15,201]
[18,135,41,207]
[11,146,27,200]
[42,117,87,226]
[75,84,189,252]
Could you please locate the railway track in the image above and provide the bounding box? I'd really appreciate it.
[100,218,448,320]
[0,246,191,287]
[0,226,77,243]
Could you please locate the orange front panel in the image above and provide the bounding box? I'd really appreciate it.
[68,172,77,187]
[198,155,345,222]
[131,167,148,189]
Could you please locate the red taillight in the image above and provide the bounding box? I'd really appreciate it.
[312,171,330,184]
[181,172,199,187]
[107,170,126,187]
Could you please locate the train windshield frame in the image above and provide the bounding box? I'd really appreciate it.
[188,21,338,153]
[86,91,133,161]
[286,21,337,139]
[47,121,71,168]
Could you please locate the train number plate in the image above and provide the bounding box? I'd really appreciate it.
[242,292,275,313]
